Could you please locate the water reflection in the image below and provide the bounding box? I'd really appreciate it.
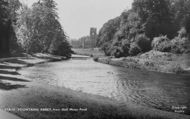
[19,58,190,115]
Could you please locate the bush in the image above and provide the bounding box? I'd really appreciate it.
[101,42,112,56]
[152,35,190,54]
[135,34,151,53]
[110,46,123,58]
[129,43,141,56]
[152,36,172,52]
[93,57,99,62]
[170,37,190,54]
[121,39,130,56]
[52,41,72,59]
[178,27,187,38]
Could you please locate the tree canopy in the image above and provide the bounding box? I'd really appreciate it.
[16,0,72,58]
[0,0,72,58]
[97,0,190,58]
[0,0,12,56]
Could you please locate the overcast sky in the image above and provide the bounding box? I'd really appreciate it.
[20,0,133,39]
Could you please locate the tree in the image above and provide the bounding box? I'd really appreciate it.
[51,40,72,59]
[0,0,11,56]
[16,5,32,52]
[0,0,22,56]
[133,0,175,39]
[6,0,21,23]
[7,0,22,54]
[97,17,121,55]
[16,0,72,57]
[132,0,149,23]
[169,0,190,37]
[97,17,121,47]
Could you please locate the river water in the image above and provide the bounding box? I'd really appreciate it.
[18,57,190,115]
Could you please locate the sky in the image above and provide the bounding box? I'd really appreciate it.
[20,0,133,39]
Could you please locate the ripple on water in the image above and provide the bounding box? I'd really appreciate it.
[19,59,190,115]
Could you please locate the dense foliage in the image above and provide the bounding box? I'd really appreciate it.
[0,0,9,56]
[0,0,72,58]
[0,0,21,57]
[97,0,190,58]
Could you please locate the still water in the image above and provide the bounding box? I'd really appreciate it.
[19,57,190,115]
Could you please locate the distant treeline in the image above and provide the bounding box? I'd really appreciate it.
[97,0,190,58]
[0,0,72,58]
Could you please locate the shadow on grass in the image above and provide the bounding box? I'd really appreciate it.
[5,59,30,65]
[0,75,29,82]
[0,64,20,69]
[0,81,26,90]
[0,70,20,75]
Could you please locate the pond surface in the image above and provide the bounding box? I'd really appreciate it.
[19,57,190,115]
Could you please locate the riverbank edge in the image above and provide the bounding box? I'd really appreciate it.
[72,49,189,74]
[0,53,67,69]
[94,57,187,74]
[93,51,190,74]
[0,53,67,119]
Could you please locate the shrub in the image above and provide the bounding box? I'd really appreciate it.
[178,27,187,38]
[101,42,114,56]
[170,37,190,54]
[135,34,151,53]
[93,57,99,62]
[129,43,141,56]
[52,41,72,59]
[110,46,123,58]
[152,36,172,52]
[152,35,190,54]
[121,39,130,56]
[152,36,168,48]
[169,27,190,54]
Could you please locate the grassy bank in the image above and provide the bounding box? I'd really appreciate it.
[0,53,66,70]
[73,48,190,74]
[1,81,189,119]
[95,50,190,74]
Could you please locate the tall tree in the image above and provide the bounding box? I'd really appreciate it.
[0,0,11,56]
[16,0,72,57]
[133,0,175,39]
[16,5,32,52]
[97,17,121,46]
[7,0,22,54]
[30,0,62,52]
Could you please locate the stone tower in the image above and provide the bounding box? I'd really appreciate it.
[90,27,97,48]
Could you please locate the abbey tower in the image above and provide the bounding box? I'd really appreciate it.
[90,27,97,48]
